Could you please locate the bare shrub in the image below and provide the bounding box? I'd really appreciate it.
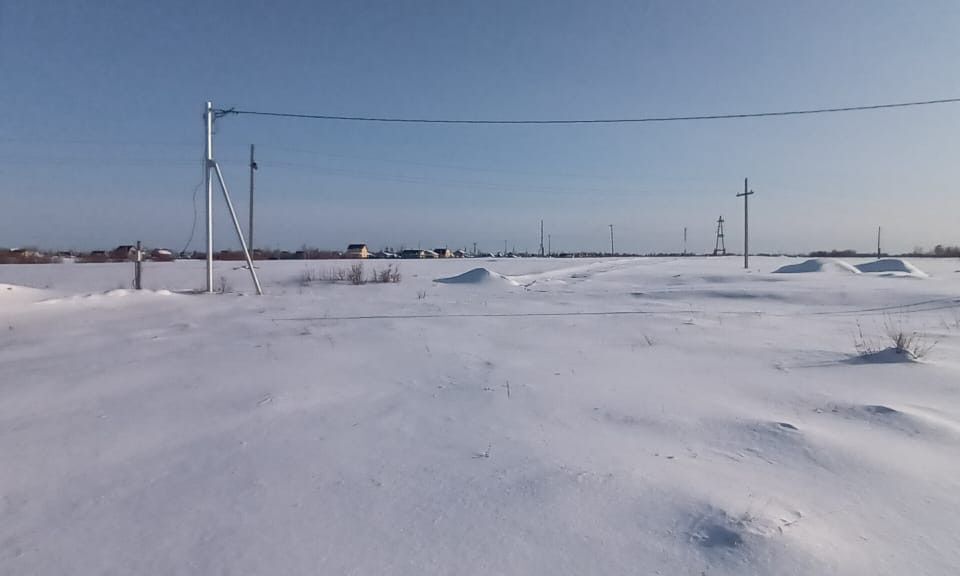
[348,262,366,285]
[885,321,936,359]
[299,263,400,286]
[375,264,401,284]
[855,316,937,360]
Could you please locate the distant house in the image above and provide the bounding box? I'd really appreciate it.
[345,244,369,259]
[400,249,439,259]
[150,248,176,262]
[434,248,453,259]
[81,250,108,263]
[453,249,468,258]
[110,245,136,261]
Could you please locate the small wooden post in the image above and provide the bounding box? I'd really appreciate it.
[134,240,143,290]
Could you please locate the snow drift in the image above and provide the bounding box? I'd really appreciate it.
[772,258,861,274]
[0,283,47,309]
[854,258,928,277]
[435,267,519,286]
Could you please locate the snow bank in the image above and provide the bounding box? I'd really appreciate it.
[0,283,48,307]
[434,267,519,286]
[855,258,928,278]
[39,288,177,305]
[772,258,861,274]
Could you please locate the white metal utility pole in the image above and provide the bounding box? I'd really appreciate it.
[205,102,214,292]
[249,144,257,250]
[736,178,755,269]
[203,101,263,295]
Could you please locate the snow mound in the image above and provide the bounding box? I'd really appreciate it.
[0,283,44,296]
[772,259,861,274]
[40,289,177,305]
[435,267,519,286]
[0,283,48,307]
[851,347,921,364]
[855,259,928,278]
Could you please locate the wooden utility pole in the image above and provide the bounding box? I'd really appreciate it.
[609,224,615,255]
[548,234,551,257]
[736,178,755,269]
[683,227,687,255]
[539,220,545,257]
[877,226,882,260]
[248,144,257,250]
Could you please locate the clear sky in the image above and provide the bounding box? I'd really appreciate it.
[1,0,958,254]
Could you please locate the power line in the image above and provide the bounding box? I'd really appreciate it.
[214,97,960,125]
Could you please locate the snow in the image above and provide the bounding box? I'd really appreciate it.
[2,256,960,575]
[773,257,930,278]
[434,267,520,286]
[855,258,929,278]
[773,258,861,274]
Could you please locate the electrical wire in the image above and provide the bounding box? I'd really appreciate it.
[180,180,203,255]
[180,142,207,255]
[214,97,960,125]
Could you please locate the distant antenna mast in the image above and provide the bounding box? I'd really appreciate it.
[713,216,726,255]
[203,102,263,295]
[736,178,755,269]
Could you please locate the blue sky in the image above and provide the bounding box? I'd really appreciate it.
[1,0,958,254]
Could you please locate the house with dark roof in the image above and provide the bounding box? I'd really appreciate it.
[346,244,369,259]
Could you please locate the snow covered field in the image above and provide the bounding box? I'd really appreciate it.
[2,256,960,575]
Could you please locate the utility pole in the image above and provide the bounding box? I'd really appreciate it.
[609,224,615,256]
[473,242,477,256]
[249,144,257,251]
[202,101,263,295]
[548,234,551,257]
[205,102,214,293]
[877,226,882,260]
[683,227,688,255]
[736,178,755,269]
[504,240,508,257]
[539,220,545,257]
